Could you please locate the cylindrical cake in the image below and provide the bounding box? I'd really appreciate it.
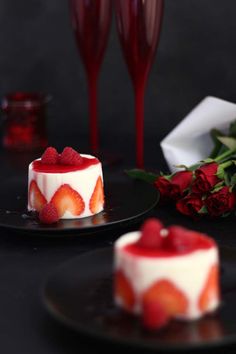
[114,231,220,320]
[28,154,104,219]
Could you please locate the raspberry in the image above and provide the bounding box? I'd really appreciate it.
[142,299,170,331]
[60,147,83,166]
[41,147,59,165]
[137,218,164,248]
[165,226,199,252]
[39,203,59,224]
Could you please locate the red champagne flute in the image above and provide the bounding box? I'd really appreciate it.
[69,0,112,153]
[114,0,164,168]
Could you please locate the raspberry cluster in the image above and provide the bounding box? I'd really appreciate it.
[41,146,83,166]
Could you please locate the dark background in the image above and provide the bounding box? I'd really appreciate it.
[1,0,236,165]
[0,2,236,353]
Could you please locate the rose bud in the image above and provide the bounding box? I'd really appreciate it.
[154,171,193,203]
[176,193,204,217]
[192,162,220,193]
[205,186,236,217]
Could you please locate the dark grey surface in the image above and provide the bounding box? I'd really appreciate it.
[0,1,236,352]
[44,247,236,351]
[0,150,235,354]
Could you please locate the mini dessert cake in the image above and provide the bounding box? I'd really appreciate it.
[28,147,104,222]
[114,218,220,329]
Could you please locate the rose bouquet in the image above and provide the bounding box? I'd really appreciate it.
[127,121,236,218]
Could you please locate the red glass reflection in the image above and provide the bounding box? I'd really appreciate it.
[2,92,48,151]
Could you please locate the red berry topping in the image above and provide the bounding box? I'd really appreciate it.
[41,147,59,165]
[39,203,59,224]
[60,147,83,166]
[142,299,170,331]
[166,226,199,252]
[137,218,164,248]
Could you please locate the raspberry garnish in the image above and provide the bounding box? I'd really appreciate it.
[137,218,164,248]
[165,226,199,252]
[60,147,83,166]
[142,299,170,331]
[39,203,59,224]
[41,147,59,165]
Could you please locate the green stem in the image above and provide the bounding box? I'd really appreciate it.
[219,160,234,170]
[188,163,202,171]
[215,148,236,162]
[187,149,236,172]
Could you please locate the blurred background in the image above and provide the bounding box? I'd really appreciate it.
[0,0,235,166]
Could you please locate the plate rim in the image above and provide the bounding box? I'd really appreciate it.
[43,246,236,351]
[0,180,159,236]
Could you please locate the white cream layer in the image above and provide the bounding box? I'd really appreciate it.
[114,231,219,320]
[28,154,104,219]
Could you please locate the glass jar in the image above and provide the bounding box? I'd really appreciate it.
[1,92,49,151]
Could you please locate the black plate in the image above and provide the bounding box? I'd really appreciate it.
[44,247,236,351]
[0,178,159,236]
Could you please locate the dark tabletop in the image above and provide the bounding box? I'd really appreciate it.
[0,142,236,354]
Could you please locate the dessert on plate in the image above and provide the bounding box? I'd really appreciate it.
[28,147,104,223]
[114,218,220,330]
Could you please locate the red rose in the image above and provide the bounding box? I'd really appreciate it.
[176,194,204,217]
[192,162,220,193]
[154,171,193,202]
[205,186,236,217]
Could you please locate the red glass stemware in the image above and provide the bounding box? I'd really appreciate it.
[114,0,164,168]
[69,0,112,153]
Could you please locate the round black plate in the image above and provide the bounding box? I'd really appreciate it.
[44,247,236,351]
[0,178,158,236]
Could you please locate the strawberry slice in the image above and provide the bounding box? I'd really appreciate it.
[114,270,135,311]
[28,180,47,212]
[51,184,85,218]
[198,264,220,312]
[142,279,189,316]
[89,176,104,214]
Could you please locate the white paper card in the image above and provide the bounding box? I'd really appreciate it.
[160,96,236,172]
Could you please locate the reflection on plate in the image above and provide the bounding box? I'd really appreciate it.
[44,247,236,351]
[0,179,159,236]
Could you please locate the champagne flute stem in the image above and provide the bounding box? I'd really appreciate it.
[88,76,98,153]
[135,84,146,169]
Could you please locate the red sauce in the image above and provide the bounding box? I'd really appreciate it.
[123,235,215,258]
[32,157,99,173]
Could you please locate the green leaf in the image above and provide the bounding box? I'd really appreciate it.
[198,206,208,214]
[221,212,231,218]
[229,120,236,138]
[174,164,189,170]
[216,165,225,180]
[217,136,236,150]
[212,180,224,189]
[230,173,236,185]
[211,128,224,141]
[201,158,214,164]
[125,169,158,184]
[224,171,231,186]
[211,184,224,193]
[209,129,224,159]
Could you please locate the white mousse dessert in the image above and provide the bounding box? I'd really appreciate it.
[28,147,104,220]
[114,219,220,326]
